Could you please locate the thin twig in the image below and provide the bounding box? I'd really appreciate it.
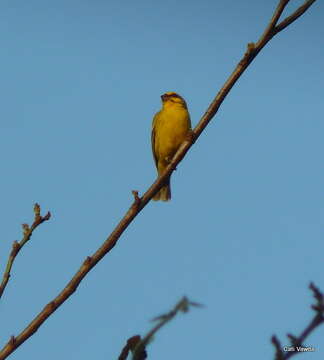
[275,0,317,33]
[0,204,50,299]
[0,1,317,359]
[258,0,289,43]
[271,283,324,359]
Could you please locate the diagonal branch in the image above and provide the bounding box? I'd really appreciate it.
[0,204,50,299]
[0,0,317,359]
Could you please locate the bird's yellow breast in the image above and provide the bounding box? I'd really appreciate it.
[152,105,191,170]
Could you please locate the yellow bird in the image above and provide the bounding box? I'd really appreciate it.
[151,92,191,201]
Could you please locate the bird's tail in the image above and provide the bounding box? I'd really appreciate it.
[153,179,171,201]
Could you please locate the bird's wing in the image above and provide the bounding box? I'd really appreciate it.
[151,112,159,168]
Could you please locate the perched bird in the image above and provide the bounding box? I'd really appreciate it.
[151,92,191,201]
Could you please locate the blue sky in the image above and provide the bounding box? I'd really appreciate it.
[0,0,323,359]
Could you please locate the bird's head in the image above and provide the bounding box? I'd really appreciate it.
[161,92,187,109]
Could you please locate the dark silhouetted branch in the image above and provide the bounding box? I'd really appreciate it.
[130,297,202,360]
[118,335,146,360]
[271,283,324,359]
